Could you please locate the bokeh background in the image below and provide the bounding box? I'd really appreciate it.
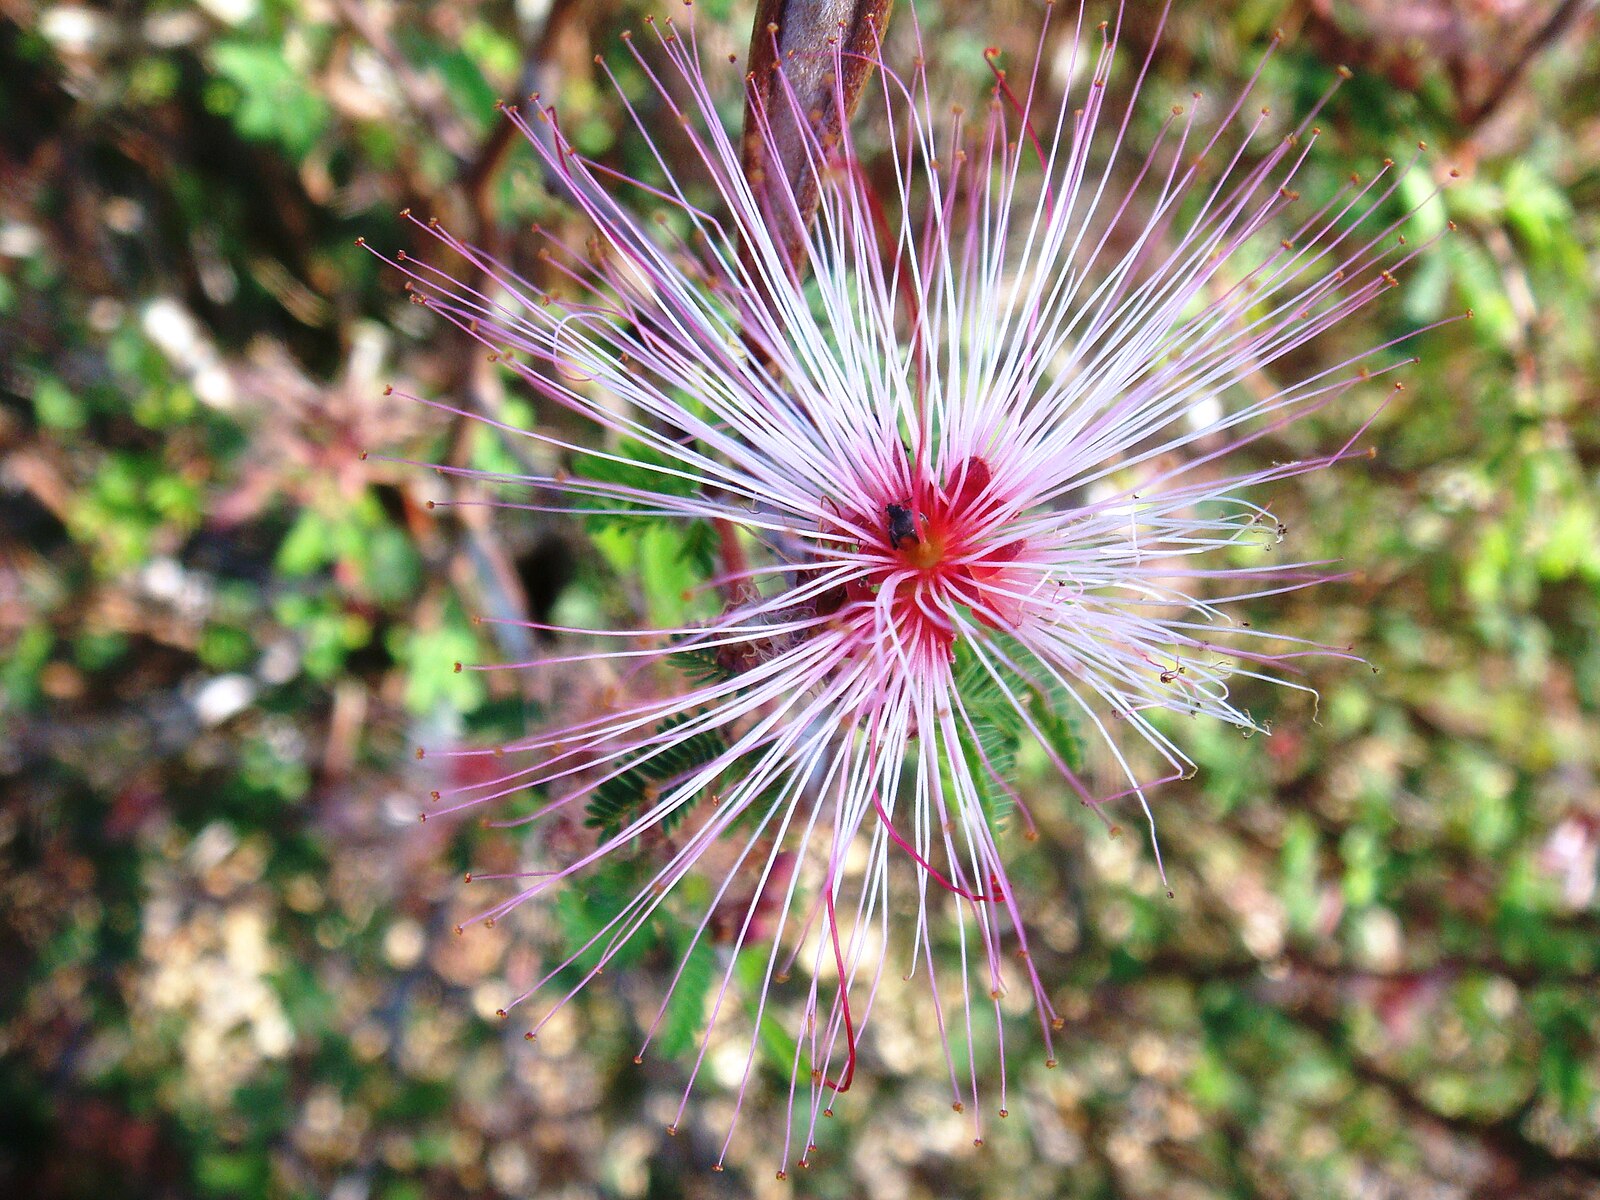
[4,0,1599,1196]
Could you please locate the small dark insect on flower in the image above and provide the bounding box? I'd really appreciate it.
[367,0,1461,1172]
[885,502,920,550]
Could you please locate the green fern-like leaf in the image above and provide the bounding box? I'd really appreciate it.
[666,639,737,687]
[947,642,1022,827]
[1026,687,1086,772]
[947,637,1086,825]
[584,712,727,839]
[653,936,717,1059]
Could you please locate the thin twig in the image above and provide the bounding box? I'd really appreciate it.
[741,0,894,276]
[1458,0,1594,130]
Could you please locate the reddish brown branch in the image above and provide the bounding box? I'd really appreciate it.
[741,0,894,275]
[1458,0,1591,130]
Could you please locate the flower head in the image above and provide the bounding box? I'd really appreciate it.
[367,0,1456,1170]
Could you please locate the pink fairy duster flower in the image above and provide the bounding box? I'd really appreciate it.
[364,0,1463,1171]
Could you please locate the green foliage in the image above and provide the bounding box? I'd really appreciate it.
[209,40,331,158]
[30,375,85,430]
[571,440,721,626]
[945,639,1024,828]
[276,492,423,607]
[1,625,53,709]
[387,601,488,716]
[665,638,739,688]
[944,638,1086,833]
[584,711,726,839]
[651,936,717,1061]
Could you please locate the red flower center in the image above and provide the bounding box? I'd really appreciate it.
[824,455,1030,667]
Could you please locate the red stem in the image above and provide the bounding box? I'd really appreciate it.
[985,49,1055,217]
[713,516,760,608]
[821,885,857,1095]
[870,790,991,902]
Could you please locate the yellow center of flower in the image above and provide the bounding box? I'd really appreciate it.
[898,528,947,571]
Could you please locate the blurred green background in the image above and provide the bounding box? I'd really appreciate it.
[3,1,1599,1196]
